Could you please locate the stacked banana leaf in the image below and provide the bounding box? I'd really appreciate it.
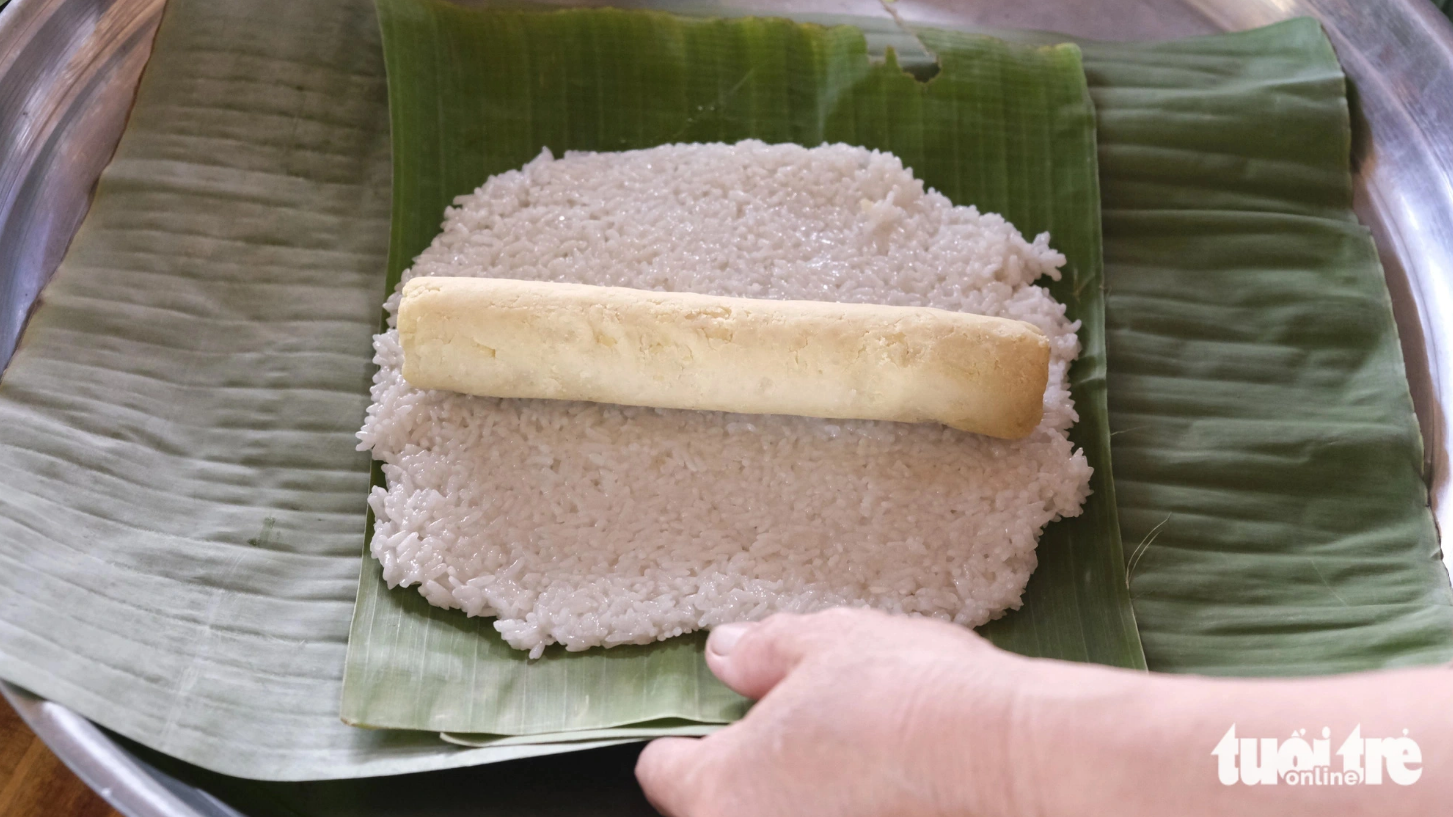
[0,0,1445,798]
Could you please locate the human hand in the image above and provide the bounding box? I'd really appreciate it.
[634,608,1058,817]
[636,608,1453,817]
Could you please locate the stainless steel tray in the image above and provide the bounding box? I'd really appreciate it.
[2,0,1451,814]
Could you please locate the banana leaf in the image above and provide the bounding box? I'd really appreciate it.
[905,16,1453,673]
[0,0,632,781]
[340,0,1138,737]
[0,0,1447,786]
[1077,23,1453,673]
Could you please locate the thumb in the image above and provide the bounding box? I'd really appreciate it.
[636,737,708,817]
[705,612,845,700]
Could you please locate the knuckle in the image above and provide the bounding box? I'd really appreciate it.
[810,605,882,641]
[817,606,865,624]
[636,739,705,815]
[755,611,801,631]
[748,612,801,646]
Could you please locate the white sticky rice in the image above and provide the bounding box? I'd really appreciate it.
[358,140,1092,657]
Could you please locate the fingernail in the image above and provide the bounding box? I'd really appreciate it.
[708,622,750,657]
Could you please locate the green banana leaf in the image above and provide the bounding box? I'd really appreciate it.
[1077,24,1453,673]
[0,0,1446,786]
[0,0,628,781]
[340,0,1138,737]
[903,16,1453,673]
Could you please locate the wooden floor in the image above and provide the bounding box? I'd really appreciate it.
[0,699,121,817]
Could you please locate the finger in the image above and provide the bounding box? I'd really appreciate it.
[636,737,708,817]
[706,609,868,699]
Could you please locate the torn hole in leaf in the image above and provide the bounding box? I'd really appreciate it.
[867,0,941,82]
[878,45,941,83]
